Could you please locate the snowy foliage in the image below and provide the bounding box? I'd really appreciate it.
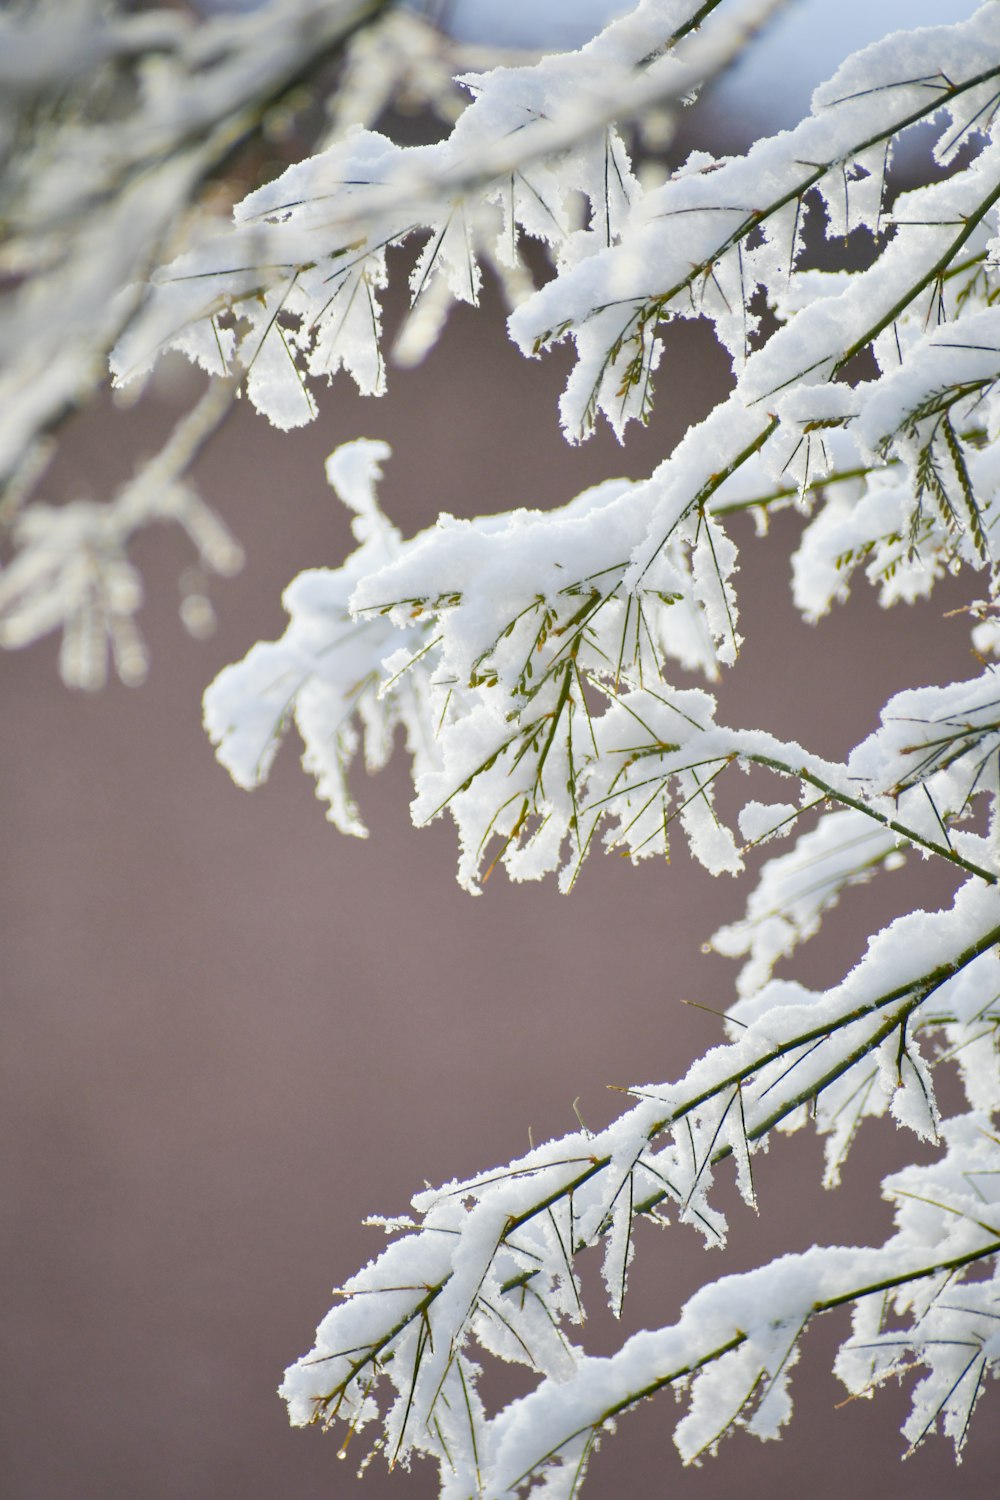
[5,1,1000,1494]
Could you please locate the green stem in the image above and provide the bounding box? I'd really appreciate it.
[506,1235,1000,1486]
[747,752,998,885]
[308,917,1000,1416]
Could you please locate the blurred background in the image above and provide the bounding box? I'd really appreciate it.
[3,4,997,1498]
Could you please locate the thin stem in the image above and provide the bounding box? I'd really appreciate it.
[505,1237,1000,1487]
[313,917,1000,1411]
[747,752,997,885]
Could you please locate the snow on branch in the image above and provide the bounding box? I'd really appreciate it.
[206,438,998,893]
[279,882,1000,1493]
[206,6,999,1489]
[0,0,401,683]
[109,1,787,427]
[7,1,1000,1493]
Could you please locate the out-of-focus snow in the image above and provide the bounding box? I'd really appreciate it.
[195,1,975,130]
[713,0,977,128]
[429,0,974,127]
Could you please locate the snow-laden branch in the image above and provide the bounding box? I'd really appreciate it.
[8,2,1000,1491]
[185,11,1000,1487]
[0,0,390,489]
[206,439,998,892]
[279,881,1000,1493]
[0,0,413,684]
[0,377,243,688]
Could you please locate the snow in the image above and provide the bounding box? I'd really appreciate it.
[13,0,1000,1490]
[185,1,1000,1484]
